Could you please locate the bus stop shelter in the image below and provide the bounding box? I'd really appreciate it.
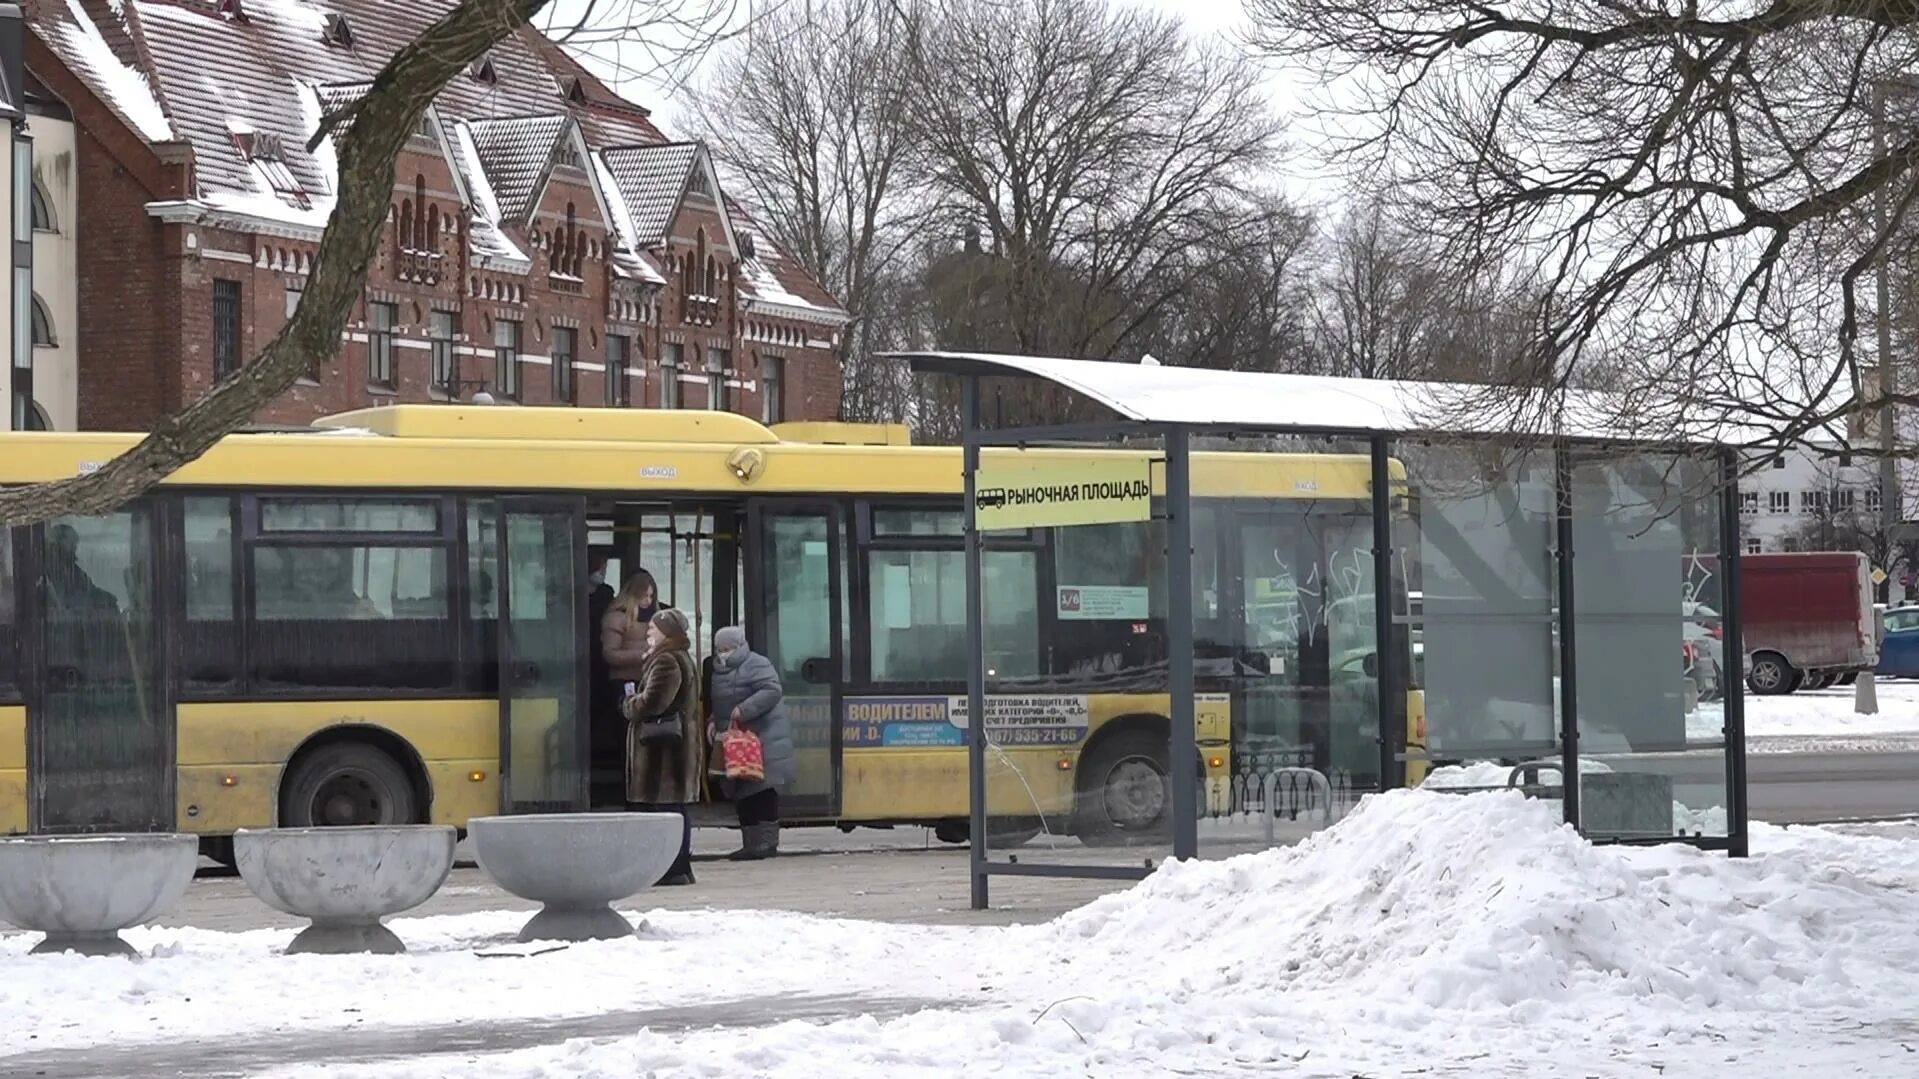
[895,351,1750,910]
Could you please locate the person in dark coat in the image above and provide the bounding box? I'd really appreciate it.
[585,552,620,802]
[619,607,702,885]
[706,625,796,860]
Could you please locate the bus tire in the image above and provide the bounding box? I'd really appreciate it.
[1747,652,1796,696]
[933,818,1043,848]
[280,742,419,827]
[1072,728,1171,846]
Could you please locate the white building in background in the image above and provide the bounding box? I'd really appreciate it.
[1739,441,1882,555]
[23,83,72,430]
[0,4,25,431]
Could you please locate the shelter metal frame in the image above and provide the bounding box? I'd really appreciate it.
[920,353,1748,910]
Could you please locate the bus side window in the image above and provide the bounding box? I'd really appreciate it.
[1050,520,1165,676]
[181,496,238,690]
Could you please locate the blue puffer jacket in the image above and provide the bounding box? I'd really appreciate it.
[708,647,797,798]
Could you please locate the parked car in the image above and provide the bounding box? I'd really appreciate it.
[1740,552,1878,694]
[1682,600,1724,700]
[1876,605,1919,678]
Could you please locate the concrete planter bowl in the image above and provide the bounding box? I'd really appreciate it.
[0,833,199,957]
[234,825,458,954]
[468,812,681,942]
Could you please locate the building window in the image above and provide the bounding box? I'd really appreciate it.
[12,137,30,246]
[1868,487,1884,514]
[1770,456,1786,470]
[1839,451,1853,467]
[494,318,522,399]
[1834,488,1858,513]
[212,279,242,380]
[1801,490,1826,513]
[706,346,730,411]
[29,179,52,233]
[1737,490,1758,516]
[1782,538,1799,553]
[660,341,682,409]
[1768,491,1791,515]
[369,301,397,387]
[606,334,630,407]
[1746,537,1762,555]
[430,310,455,395]
[29,294,53,347]
[762,355,785,424]
[551,325,577,403]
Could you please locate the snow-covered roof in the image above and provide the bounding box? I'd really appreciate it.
[895,351,1727,445]
[596,142,699,248]
[727,196,847,324]
[465,113,568,222]
[32,0,844,311]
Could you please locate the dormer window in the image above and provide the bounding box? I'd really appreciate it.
[686,163,711,196]
[562,76,588,105]
[321,13,352,47]
[470,57,498,84]
[217,0,247,21]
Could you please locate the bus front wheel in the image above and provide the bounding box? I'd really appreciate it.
[1073,728,1170,846]
[280,742,419,827]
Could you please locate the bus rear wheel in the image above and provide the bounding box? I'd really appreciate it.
[933,818,1043,848]
[1073,728,1170,847]
[280,742,418,827]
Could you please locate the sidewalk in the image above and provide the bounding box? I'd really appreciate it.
[167,828,1127,933]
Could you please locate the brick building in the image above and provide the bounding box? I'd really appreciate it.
[20,0,848,431]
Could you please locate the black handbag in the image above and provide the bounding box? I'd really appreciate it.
[634,712,682,747]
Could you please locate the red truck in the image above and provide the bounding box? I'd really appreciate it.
[1740,552,1878,695]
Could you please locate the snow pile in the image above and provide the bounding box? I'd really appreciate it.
[253,796,1919,1078]
[1053,790,1919,1021]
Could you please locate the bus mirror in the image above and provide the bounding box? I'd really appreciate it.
[1363,652,1379,678]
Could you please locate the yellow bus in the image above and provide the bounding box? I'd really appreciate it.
[0,406,1419,854]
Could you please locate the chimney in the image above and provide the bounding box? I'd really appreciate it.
[0,5,22,115]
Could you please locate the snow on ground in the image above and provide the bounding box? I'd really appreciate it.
[13,791,1919,1076]
[1692,678,1919,742]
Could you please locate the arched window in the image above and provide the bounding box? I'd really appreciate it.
[414,176,427,248]
[30,293,54,347]
[29,180,52,232]
[427,204,440,251]
[399,199,413,253]
[25,400,50,431]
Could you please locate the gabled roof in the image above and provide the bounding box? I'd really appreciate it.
[30,0,845,316]
[728,197,847,323]
[464,112,567,223]
[596,141,699,248]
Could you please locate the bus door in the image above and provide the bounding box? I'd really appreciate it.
[744,501,846,819]
[21,502,173,833]
[495,498,589,813]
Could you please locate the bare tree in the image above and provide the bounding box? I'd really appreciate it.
[907,0,1286,358]
[0,0,743,526]
[686,0,926,422]
[1245,0,1919,449]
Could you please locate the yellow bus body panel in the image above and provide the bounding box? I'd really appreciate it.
[174,700,498,833]
[0,706,24,835]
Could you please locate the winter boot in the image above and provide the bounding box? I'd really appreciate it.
[729,822,779,862]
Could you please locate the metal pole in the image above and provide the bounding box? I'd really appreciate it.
[1875,80,1900,600]
[1554,449,1581,831]
[1165,426,1199,860]
[1720,449,1750,857]
[962,377,989,909]
[1370,437,1401,789]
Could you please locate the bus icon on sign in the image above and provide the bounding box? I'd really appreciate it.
[975,488,1008,509]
